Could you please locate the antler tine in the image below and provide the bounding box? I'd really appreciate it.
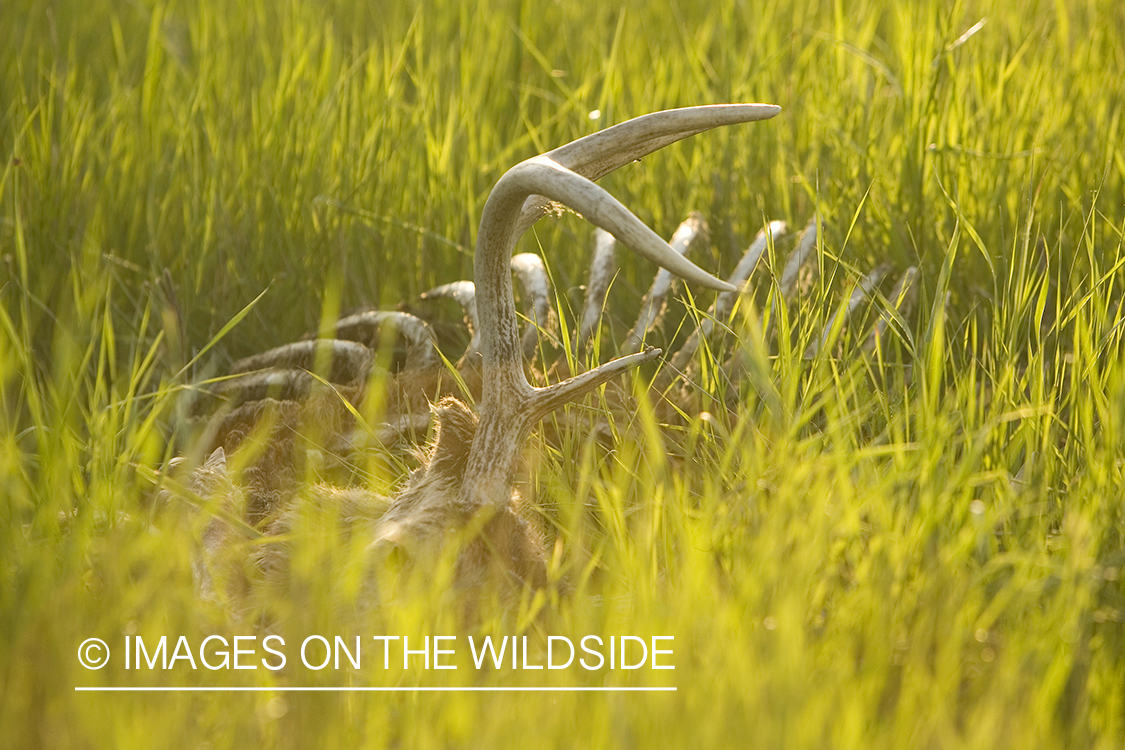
[423,255,557,363]
[862,266,919,354]
[779,217,819,300]
[463,104,779,510]
[621,212,708,355]
[231,339,374,384]
[716,221,788,321]
[766,217,818,339]
[510,253,556,360]
[576,228,618,354]
[804,263,891,359]
[667,220,786,375]
[422,281,481,358]
[335,310,441,371]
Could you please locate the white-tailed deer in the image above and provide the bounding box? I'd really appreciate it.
[175,102,819,611]
[174,103,920,614]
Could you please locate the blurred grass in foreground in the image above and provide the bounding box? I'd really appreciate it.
[2,0,1124,747]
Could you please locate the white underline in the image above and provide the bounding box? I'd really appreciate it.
[75,686,676,692]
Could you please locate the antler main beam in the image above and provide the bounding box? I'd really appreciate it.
[513,104,782,237]
[462,103,781,510]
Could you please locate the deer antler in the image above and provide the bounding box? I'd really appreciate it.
[184,104,783,611]
[461,103,781,510]
[512,104,782,237]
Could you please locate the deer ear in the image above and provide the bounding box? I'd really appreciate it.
[204,446,227,472]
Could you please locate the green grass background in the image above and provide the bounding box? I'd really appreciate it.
[2,0,1124,747]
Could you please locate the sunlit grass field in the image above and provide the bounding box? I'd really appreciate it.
[3,0,1125,747]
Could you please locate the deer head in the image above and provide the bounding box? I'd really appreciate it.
[367,104,781,603]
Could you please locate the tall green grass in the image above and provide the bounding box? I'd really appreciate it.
[2,0,1124,747]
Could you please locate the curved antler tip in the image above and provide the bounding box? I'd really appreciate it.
[635,102,783,131]
[738,102,781,113]
[700,102,782,120]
